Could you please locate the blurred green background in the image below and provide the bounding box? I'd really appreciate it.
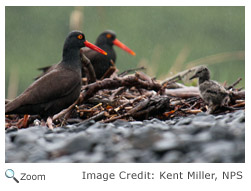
[5,6,245,99]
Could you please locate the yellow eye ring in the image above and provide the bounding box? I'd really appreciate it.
[77,34,83,40]
[106,34,112,38]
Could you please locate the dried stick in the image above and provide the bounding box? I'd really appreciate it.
[114,95,147,112]
[100,66,117,80]
[231,101,245,108]
[118,66,146,77]
[226,77,242,90]
[52,95,82,121]
[80,76,162,104]
[110,87,126,100]
[161,66,199,85]
[103,113,129,123]
[135,71,153,84]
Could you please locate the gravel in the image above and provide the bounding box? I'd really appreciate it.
[5,110,245,163]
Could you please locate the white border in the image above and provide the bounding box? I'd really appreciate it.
[1,1,249,190]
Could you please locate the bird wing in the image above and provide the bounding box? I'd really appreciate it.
[35,64,58,80]
[200,80,228,99]
[6,66,81,113]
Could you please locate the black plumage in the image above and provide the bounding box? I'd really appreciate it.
[37,30,135,80]
[6,31,106,118]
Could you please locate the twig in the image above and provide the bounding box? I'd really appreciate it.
[161,66,198,85]
[103,113,129,123]
[110,87,126,100]
[114,95,147,112]
[118,66,146,77]
[135,71,153,83]
[100,66,117,80]
[226,77,242,90]
[78,111,109,124]
[52,95,82,121]
[80,76,162,104]
[231,101,245,108]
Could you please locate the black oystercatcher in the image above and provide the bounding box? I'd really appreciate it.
[82,30,135,79]
[5,31,107,118]
[38,30,135,80]
[189,66,230,113]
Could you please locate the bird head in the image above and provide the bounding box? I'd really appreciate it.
[64,31,107,55]
[96,30,136,56]
[189,66,210,80]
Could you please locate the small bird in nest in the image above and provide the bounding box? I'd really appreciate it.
[189,66,230,114]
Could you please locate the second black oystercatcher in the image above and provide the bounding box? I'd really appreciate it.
[81,30,136,79]
[5,31,107,118]
[38,30,136,80]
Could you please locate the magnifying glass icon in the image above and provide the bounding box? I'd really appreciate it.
[5,169,19,183]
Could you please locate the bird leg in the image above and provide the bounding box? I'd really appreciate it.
[206,101,218,114]
[81,53,96,83]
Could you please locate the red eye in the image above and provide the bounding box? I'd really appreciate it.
[77,34,83,40]
[106,34,112,38]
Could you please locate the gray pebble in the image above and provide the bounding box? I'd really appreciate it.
[5,110,245,163]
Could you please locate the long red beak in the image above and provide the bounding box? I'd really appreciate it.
[84,40,107,55]
[113,39,136,56]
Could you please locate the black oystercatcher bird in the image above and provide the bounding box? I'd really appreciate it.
[189,66,230,113]
[38,30,136,80]
[5,31,107,118]
[82,30,136,79]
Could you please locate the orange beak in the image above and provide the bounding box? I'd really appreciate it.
[84,40,107,55]
[113,39,136,56]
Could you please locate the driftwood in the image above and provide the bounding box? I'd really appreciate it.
[5,66,245,128]
[79,75,162,103]
[165,87,200,98]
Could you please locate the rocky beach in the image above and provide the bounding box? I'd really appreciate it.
[5,110,245,163]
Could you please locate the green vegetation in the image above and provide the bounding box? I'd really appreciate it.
[5,6,245,98]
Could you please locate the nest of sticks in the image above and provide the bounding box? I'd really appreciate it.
[5,56,245,129]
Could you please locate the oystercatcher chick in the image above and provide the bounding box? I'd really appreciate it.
[189,66,230,114]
